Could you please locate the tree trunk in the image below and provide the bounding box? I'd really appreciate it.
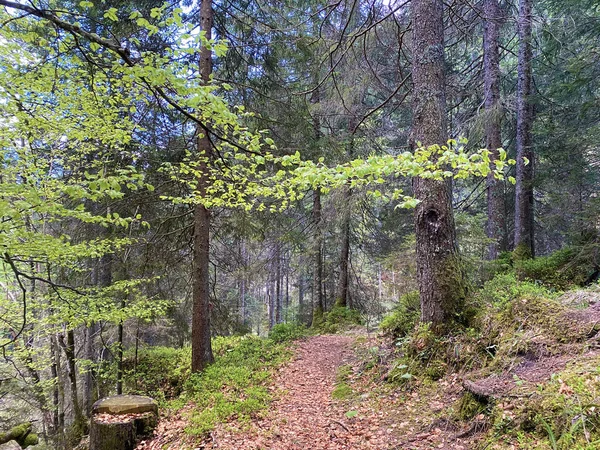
[312,189,324,324]
[335,186,351,308]
[116,307,124,395]
[411,0,465,330]
[58,330,86,438]
[484,0,507,260]
[191,0,214,373]
[275,243,282,324]
[514,0,535,258]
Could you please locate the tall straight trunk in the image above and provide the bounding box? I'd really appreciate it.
[514,0,535,258]
[268,271,275,329]
[50,335,64,447]
[412,0,464,329]
[275,243,282,324]
[312,189,324,323]
[285,252,289,321]
[484,0,507,259]
[240,239,247,325]
[116,299,125,395]
[192,0,214,373]
[335,186,351,307]
[59,330,85,436]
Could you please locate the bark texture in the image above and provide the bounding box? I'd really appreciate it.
[514,0,535,258]
[484,0,507,259]
[411,0,464,329]
[191,0,214,373]
[335,186,352,308]
[312,189,324,323]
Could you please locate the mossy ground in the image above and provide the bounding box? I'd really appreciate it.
[365,251,600,449]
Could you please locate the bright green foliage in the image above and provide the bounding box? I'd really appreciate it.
[165,141,516,212]
[268,322,309,343]
[184,336,292,436]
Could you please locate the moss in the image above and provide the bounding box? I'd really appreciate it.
[380,291,420,338]
[423,358,447,380]
[456,392,488,420]
[482,356,600,449]
[332,382,353,400]
[513,243,533,262]
[435,254,471,333]
[22,433,39,448]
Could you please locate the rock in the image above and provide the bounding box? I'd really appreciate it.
[89,396,158,450]
[0,441,22,450]
[92,395,158,415]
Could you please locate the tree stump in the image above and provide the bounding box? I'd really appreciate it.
[89,395,158,450]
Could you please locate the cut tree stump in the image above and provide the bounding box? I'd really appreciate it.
[89,395,158,450]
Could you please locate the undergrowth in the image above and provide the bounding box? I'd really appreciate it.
[184,335,292,436]
[371,246,600,449]
[316,306,362,334]
[124,329,305,439]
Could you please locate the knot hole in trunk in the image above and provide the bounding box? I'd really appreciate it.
[424,208,440,227]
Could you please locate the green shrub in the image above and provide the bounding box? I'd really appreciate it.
[380,291,420,338]
[317,306,362,333]
[477,272,557,307]
[515,247,590,289]
[268,322,308,343]
[123,346,191,401]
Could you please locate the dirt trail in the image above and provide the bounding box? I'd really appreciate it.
[214,334,362,449]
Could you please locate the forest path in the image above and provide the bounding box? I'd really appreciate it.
[212,333,394,450]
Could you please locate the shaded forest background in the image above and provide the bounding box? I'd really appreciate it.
[0,0,599,448]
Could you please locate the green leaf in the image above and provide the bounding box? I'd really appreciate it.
[345,410,358,419]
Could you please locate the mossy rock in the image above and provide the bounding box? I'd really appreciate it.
[0,422,38,448]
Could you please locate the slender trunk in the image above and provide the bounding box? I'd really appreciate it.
[412,0,465,330]
[484,0,507,259]
[240,239,247,325]
[298,268,309,325]
[275,243,282,324]
[514,0,535,258]
[59,330,86,438]
[312,189,324,323]
[335,187,351,307]
[268,270,275,329]
[50,335,65,448]
[116,301,124,395]
[285,252,289,322]
[82,323,96,415]
[191,0,214,372]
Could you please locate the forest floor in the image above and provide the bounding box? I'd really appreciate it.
[139,332,477,449]
[138,290,600,449]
